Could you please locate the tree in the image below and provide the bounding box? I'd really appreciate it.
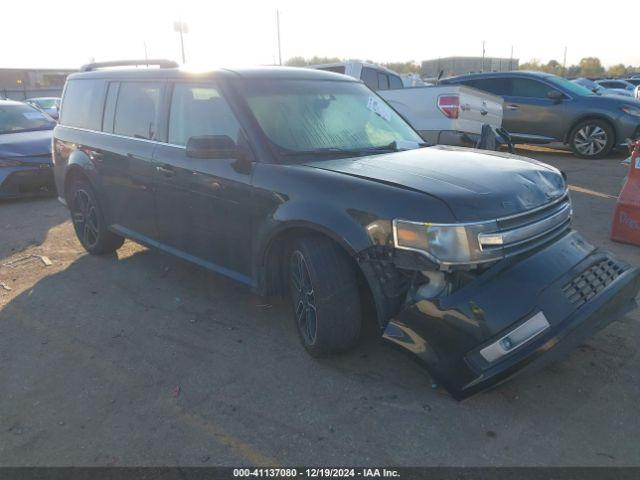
[519,59,543,71]
[285,56,308,67]
[607,64,627,77]
[579,57,605,77]
[382,61,420,74]
[567,65,581,78]
[284,56,342,67]
[545,60,564,75]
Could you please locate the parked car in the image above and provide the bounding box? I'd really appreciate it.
[310,61,505,149]
[443,71,640,158]
[24,97,61,120]
[594,79,636,98]
[0,99,56,199]
[572,77,631,97]
[622,78,640,100]
[53,61,640,399]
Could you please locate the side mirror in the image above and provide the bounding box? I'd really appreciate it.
[186,135,238,159]
[547,90,565,102]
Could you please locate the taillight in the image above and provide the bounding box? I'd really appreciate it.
[438,94,459,119]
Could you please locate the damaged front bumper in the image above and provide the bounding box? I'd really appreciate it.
[382,230,640,400]
[0,164,56,199]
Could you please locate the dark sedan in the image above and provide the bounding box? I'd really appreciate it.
[442,71,640,158]
[0,100,56,199]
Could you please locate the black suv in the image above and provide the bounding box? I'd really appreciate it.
[442,71,640,158]
[53,60,639,399]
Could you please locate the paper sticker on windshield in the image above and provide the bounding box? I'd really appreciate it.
[23,112,45,120]
[367,96,392,122]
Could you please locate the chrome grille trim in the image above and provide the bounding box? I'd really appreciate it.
[479,202,572,251]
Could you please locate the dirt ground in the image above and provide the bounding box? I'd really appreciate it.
[1,146,639,466]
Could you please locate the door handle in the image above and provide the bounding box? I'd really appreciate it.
[156,165,174,176]
[505,104,520,111]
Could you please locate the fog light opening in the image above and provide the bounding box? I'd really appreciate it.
[480,311,550,362]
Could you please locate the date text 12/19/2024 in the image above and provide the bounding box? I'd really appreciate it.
[233,468,401,478]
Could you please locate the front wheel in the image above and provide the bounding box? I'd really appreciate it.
[69,178,124,254]
[569,120,614,159]
[288,235,362,356]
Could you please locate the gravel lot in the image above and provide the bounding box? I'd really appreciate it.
[1,147,639,466]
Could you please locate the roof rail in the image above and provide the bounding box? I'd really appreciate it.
[80,59,179,72]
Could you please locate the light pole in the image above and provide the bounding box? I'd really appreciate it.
[173,19,189,64]
[276,9,282,66]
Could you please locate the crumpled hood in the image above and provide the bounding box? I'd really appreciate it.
[304,145,566,222]
[0,129,53,160]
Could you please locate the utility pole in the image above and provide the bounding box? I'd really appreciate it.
[510,45,513,70]
[174,19,188,64]
[562,46,567,77]
[143,41,148,65]
[481,40,486,72]
[276,9,282,66]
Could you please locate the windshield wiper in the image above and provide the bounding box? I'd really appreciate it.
[279,141,401,158]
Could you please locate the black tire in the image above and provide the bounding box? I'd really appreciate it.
[288,235,362,356]
[569,119,615,159]
[68,178,124,254]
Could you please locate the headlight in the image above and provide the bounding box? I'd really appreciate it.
[622,105,640,117]
[393,197,572,267]
[393,219,501,266]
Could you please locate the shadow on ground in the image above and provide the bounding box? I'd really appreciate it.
[1,243,638,466]
[0,197,66,260]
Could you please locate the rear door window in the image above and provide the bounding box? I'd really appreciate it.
[389,74,403,89]
[377,72,390,90]
[361,67,379,90]
[463,77,512,96]
[511,78,555,98]
[60,79,106,130]
[113,82,162,140]
[168,83,242,146]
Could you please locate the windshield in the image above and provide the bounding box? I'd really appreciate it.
[0,104,55,134]
[239,80,423,159]
[547,76,594,96]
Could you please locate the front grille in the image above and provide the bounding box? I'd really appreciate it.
[562,259,626,308]
[478,194,572,257]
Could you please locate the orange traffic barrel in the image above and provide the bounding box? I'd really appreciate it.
[611,140,640,246]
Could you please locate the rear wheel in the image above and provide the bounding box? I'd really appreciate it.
[569,119,614,159]
[288,235,362,356]
[69,178,124,254]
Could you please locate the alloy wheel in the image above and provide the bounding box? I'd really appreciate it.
[574,124,608,157]
[290,250,317,345]
[72,189,99,248]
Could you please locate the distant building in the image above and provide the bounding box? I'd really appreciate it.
[421,57,519,79]
[0,68,75,99]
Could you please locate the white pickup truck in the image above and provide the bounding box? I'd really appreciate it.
[311,62,505,147]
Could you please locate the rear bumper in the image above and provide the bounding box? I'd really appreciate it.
[383,231,640,400]
[0,165,56,199]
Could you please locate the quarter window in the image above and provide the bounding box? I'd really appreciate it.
[168,83,242,146]
[60,79,106,130]
[113,82,161,140]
